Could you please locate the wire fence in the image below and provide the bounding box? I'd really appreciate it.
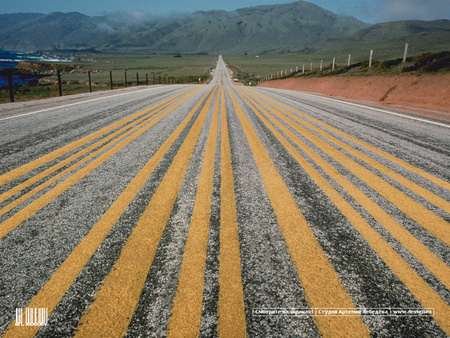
[1,68,209,103]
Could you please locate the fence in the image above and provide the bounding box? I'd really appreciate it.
[257,43,412,85]
[2,69,208,103]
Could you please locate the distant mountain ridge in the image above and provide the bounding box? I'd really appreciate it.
[0,1,448,55]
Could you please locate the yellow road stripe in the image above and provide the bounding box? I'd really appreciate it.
[0,88,193,186]
[0,89,193,206]
[228,87,370,337]
[0,91,195,217]
[247,88,450,213]
[241,90,449,246]
[0,88,201,239]
[167,87,220,337]
[218,87,246,337]
[240,88,450,290]
[74,87,218,337]
[252,89,450,191]
[235,88,450,335]
[2,86,213,338]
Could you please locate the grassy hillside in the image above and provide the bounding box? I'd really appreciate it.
[0,1,367,54]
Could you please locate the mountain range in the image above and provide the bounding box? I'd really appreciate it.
[0,1,448,55]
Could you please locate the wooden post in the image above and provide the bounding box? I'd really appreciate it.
[124,72,127,87]
[88,71,92,92]
[403,43,409,63]
[57,70,62,96]
[332,57,336,71]
[136,73,139,86]
[302,64,305,74]
[320,60,323,71]
[146,73,149,85]
[369,49,374,68]
[110,71,113,90]
[348,54,352,67]
[7,70,14,103]
[296,65,299,72]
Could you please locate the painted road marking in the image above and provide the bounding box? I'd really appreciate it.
[0,86,171,122]
[0,88,195,186]
[0,90,194,217]
[241,88,450,289]
[0,88,201,239]
[245,90,450,246]
[167,86,220,336]
[0,88,195,206]
[262,89,450,129]
[74,87,218,337]
[235,87,450,335]
[217,87,246,337]
[2,87,213,338]
[229,86,370,337]
[248,88,450,213]
[253,89,450,190]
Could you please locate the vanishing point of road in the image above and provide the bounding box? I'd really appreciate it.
[0,56,449,337]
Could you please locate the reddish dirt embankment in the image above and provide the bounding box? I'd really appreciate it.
[258,74,450,120]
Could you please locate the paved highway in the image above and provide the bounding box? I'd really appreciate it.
[0,56,449,337]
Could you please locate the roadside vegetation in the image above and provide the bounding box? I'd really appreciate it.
[226,51,450,86]
[0,54,217,103]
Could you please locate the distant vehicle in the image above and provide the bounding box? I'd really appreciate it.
[234,78,239,82]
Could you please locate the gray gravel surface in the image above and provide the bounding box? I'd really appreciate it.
[0,57,449,337]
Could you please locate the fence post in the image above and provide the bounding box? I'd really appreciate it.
[348,54,352,67]
[332,57,336,71]
[320,60,323,71]
[124,72,127,87]
[403,43,409,63]
[57,70,62,96]
[302,64,305,74]
[110,71,113,90]
[146,73,149,86]
[310,62,313,72]
[7,70,14,102]
[369,49,374,68]
[88,71,92,92]
[136,73,139,86]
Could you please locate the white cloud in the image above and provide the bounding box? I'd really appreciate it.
[377,0,450,21]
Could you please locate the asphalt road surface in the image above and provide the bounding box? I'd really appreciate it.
[0,56,449,337]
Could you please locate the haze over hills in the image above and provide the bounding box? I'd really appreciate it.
[0,0,448,55]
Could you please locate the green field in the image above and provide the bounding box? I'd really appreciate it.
[2,48,448,103]
[71,54,218,83]
[1,54,219,103]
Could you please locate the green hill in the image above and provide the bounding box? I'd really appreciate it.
[0,1,448,57]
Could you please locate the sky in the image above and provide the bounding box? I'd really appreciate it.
[0,0,449,24]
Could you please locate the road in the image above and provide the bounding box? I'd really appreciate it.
[0,56,449,337]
